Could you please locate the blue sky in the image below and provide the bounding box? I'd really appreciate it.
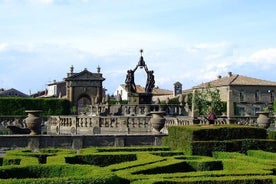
[0,0,276,95]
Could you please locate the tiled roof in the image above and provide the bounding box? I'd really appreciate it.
[0,88,29,97]
[193,74,276,89]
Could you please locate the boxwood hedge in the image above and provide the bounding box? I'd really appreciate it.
[0,97,70,115]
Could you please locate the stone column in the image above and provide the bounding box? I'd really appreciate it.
[191,89,196,118]
[227,88,234,123]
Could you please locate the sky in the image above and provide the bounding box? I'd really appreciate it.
[0,0,276,95]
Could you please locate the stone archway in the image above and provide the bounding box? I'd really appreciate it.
[64,66,105,113]
[77,94,92,114]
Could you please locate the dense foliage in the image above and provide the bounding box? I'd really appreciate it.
[192,83,226,116]
[0,97,70,115]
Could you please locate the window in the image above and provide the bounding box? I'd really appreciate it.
[254,107,261,116]
[239,91,245,102]
[236,106,245,116]
[268,90,274,103]
[255,90,260,102]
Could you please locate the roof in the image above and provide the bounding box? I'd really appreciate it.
[48,80,66,86]
[120,84,172,95]
[0,88,29,97]
[64,68,105,81]
[193,73,276,89]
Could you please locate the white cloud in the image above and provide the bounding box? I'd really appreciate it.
[27,0,53,4]
[230,48,276,69]
[0,43,6,52]
[249,48,276,64]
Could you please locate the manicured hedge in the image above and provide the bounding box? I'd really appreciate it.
[132,176,275,184]
[247,150,276,160]
[268,131,276,140]
[0,165,124,184]
[96,146,170,152]
[1,147,276,184]
[2,158,21,166]
[133,161,195,174]
[65,153,137,167]
[0,97,70,115]
[5,149,58,164]
[191,139,276,156]
[162,126,273,156]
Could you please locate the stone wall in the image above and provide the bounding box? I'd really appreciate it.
[0,134,166,150]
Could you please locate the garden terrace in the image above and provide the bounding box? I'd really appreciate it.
[0,146,276,183]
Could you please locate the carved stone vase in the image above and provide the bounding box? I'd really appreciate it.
[150,111,165,134]
[25,110,42,135]
[256,111,270,129]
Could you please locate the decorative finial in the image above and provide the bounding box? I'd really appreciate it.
[70,65,74,73]
[97,65,101,73]
[140,49,143,56]
[138,49,145,68]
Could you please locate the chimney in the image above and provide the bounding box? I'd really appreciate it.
[228,72,233,77]
[217,75,222,79]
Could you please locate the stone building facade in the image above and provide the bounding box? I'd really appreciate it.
[64,66,105,112]
[191,72,276,118]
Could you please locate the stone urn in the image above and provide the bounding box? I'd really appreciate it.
[25,110,42,135]
[150,111,165,134]
[256,111,270,129]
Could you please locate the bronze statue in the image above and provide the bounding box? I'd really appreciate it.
[125,69,136,93]
[125,49,155,94]
[145,70,155,93]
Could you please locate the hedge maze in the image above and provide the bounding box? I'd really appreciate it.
[0,125,275,183]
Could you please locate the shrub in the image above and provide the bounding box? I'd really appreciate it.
[268,131,276,140]
[0,165,124,184]
[3,158,21,166]
[247,150,276,160]
[163,126,270,155]
[0,97,70,115]
[96,146,170,152]
[65,153,137,167]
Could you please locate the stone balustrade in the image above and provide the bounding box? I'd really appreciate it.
[49,115,152,135]
[0,116,25,127]
[0,114,269,135]
[89,104,188,116]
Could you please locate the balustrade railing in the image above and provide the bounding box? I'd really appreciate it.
[1,113,272,135]
[50,115,152,135]
[88,104,188,116]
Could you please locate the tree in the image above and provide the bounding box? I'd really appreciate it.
[192,83,224,116]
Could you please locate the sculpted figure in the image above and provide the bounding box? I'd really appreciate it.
[145,70,155,93]
[125,70,136,93]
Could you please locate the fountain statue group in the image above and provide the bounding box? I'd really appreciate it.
[125,49,155,94]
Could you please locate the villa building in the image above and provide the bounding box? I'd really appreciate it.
[188,72,276,118]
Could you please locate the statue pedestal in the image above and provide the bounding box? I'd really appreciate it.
[128,93,152,105]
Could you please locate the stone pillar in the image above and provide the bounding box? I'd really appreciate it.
[28,137,40,152]
[72,137,83,154]
[191,89,196,118]
[154,136,162,146]
[227,89,234,122]
[114,136,125,147]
